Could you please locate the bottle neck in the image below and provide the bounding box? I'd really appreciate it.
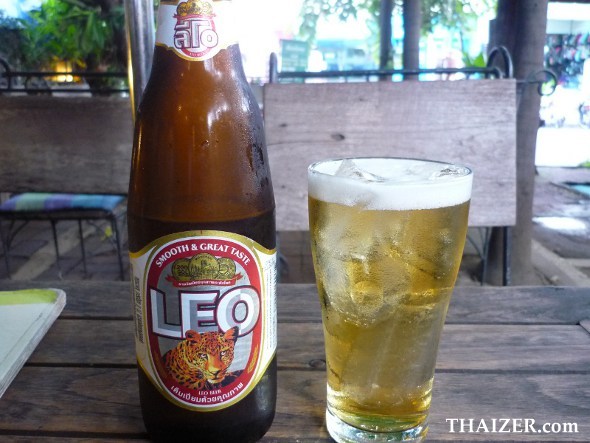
[149,42,247,89]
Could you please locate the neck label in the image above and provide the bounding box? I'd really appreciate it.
[156,1,237,61]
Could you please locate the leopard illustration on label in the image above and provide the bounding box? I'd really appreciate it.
[164,327,240,391]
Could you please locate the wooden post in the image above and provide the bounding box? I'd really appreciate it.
[487,0,548,285]
[379,0,394,70]
[402,0,421,79]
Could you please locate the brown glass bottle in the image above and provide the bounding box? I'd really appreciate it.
[127,1,276,441]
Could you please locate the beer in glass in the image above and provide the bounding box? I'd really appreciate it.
[308,158,472,442]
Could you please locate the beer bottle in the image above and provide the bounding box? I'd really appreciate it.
[127,0,277,441]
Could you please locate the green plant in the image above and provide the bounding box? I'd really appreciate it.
[299,0,380,44]
[463,52,486,68]
[18,0,125,70]
[298,0,497,67]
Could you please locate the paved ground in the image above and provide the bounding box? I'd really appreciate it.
[1,166,589,286]
[532,166,590,285]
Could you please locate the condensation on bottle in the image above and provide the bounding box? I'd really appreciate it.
[127,1,277,441]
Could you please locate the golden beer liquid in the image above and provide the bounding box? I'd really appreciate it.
[309,196,470,433]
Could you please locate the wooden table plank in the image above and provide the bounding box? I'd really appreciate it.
[276,323,590,372]
[28,319,135,366]
[0,280,131,319]
[437,324,590,372]
[0,367,143,436]
[429,373,590,441]
[1,367,588,441]
[276,372,590,441]
[447,286,590,325]
[28,320,590,373]
[1,281,588,324]
[278,284,590,324]
[1,281,589,441]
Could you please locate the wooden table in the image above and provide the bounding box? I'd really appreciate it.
[0,281,588,442]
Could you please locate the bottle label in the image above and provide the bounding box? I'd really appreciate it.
[156,0,237,62]
[130,231,277,411]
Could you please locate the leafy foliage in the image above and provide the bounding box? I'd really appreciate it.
[463,51,486,68]
[299,0,497,44]
[299,0,381,43]
[15,0,125,70]
[422,0,496,35]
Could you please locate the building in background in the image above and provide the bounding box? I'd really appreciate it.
[541,2,590,127]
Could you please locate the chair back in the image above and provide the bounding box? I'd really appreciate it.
[263,79,517,230]
[0,96,133,195]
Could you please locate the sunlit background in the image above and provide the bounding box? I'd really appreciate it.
[1,0,590,161]
[0,0,42,17]
[0,0,496,80]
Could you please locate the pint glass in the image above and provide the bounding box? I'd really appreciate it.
[308,158,472,442]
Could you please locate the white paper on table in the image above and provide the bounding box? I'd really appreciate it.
[0,289,66,397]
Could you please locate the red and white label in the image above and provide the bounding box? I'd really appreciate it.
[156,0,237,61]
[130,231,277,410]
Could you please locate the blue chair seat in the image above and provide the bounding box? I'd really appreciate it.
[0,192,126,279]
[0,193,124,213]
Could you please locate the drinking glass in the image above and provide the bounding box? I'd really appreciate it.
[308,157,472,442]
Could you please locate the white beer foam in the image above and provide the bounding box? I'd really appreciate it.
[308,158,473,210]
